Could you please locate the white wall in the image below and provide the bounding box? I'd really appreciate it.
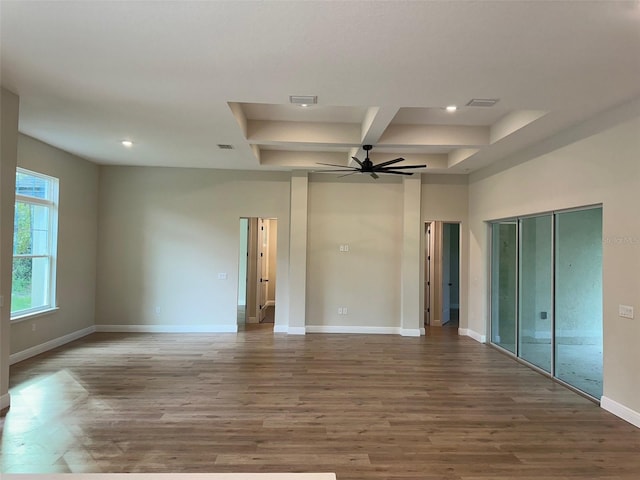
[10,134,99,354]
[468,104,640,416]
[95,167,291,331]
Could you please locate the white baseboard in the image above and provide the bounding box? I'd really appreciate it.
[266,300,275,307]
[420,327,426,336]
[0,392,10,410]
[247,316,258,324]
[273,324,288,333]
[306,325,401,335]
[287,326,307,335]
[601,396,640,428]
[400,328,421,337]
[10,325,96,365]
[431,318,442,327]
[458,328,486,343]
[1,474,337,480]
[95,324,238,333]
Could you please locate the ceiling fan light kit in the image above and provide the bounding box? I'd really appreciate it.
[317,145,426,180]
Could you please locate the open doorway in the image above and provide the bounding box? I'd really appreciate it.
[425,221,460,328]
[237,217,277,329]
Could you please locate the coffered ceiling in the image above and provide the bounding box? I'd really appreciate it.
[1,1,639,175]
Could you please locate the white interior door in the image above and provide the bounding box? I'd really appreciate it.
[424,222,432,326]
[256,218,269,322]
[442,223,452,324]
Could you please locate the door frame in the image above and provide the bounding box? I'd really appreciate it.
[424,220,462,328]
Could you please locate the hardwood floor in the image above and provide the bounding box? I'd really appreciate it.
[1,328,639,478]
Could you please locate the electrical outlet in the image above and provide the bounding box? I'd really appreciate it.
[343,307,348,315]
[218,272,228,280]
[540,311,548,319]
[339,245,344,252]
[344,244,349,252]
[338,307,343,315]
[619,304,634,319]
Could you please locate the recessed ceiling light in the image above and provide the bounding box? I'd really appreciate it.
[121,140,133,147]
[445,105,457,113]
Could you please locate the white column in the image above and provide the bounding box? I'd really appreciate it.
[401,175,422,336]
[287,171,308,334]
[1,88,20,410]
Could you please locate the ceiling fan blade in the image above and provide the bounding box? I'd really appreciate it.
[337,171,359,178]
[378,164,426,170]
[380,170,414,175]
[373,157,405,169]
[351,156,364,167]
[370,172,379,179]
[317,162,357,169]
[317,168,359,173]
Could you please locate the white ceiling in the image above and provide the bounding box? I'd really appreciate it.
[2,1,639,175]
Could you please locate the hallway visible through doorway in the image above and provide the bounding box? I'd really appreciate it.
[425,221,461,328]
[237,217,277,329]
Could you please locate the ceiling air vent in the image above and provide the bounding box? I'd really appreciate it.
[466,98,500,107]
[289,95,317,106]
[217,144,234,150]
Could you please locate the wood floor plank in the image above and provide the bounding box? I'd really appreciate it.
[1,328,639,478]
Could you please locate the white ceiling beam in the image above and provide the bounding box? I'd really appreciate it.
[378,124,490,147]
[490,110,548,143]
[247,120,360,145]
[260,150,348,167]
[351,106,400,163]
[228,102,261,164]
[448,148,480,168]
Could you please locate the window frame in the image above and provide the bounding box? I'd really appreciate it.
[11,167,59,320]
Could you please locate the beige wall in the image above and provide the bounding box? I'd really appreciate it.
[1,88,19,408]
[11,134,99,354]
[95,167,291,330]
[306,175,403,328]
[468,106,640,413]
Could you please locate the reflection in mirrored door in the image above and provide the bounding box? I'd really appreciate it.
[518,215,552,372]
[491,222,518,353]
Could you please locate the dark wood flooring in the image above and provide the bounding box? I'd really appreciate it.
[1,328,639,478]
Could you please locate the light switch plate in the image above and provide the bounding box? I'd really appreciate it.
[218,272,228,280]
[619,304,634,319]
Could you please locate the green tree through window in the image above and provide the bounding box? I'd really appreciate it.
[11,168,58,317]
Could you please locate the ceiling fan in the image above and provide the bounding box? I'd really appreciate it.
[317,145,426,179]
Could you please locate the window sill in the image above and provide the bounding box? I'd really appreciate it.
[11,307,60,324]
